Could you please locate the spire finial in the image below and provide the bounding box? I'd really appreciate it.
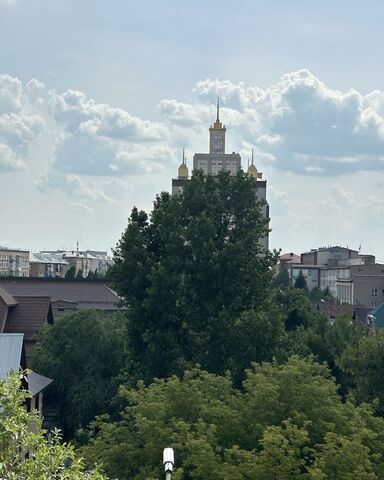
[251,148,254,165]
[216,96,220,122]
[182,147,185,165]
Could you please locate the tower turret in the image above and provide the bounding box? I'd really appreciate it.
[209,97,226,154]
[248,148,258,178]
[178,147,189,179]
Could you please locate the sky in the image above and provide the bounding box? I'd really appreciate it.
[1,0,384,260]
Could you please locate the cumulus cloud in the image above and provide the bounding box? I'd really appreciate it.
[163,70,384,176]
[3,69,384,184]
[0,75,45,172]
[36,172,112,202]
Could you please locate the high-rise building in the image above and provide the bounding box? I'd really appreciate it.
[193,98,241,176]
[171,99,269,250]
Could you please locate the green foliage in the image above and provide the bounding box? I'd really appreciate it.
[81,358,384,480]
[30,310,127,439]
[111,170,277,381]
[271,269,290,289]
[294,270,308,290]
[338,331,384,412]
[64,265,76,279]
[0,372,106,479]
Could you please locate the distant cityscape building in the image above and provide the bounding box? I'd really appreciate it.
[281,246,384,308]
[30,252,69,278]
[0,246,30,277]
[33,249,112,278]
[171,99,269,250]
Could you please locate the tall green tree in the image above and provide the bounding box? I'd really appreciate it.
[31,310,127,439]
[0,373,106,480]
[112,170,276,380]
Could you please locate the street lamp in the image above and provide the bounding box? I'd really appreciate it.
[163,448,175,480]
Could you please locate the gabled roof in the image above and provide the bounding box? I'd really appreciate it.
[27,371,53,396]
[370,303,384,329]
[0,333,24,380]
[4,296,52,340]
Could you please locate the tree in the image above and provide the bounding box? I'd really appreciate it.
[111,170,276,381]
[81,358,384,480]
[294,270,308,290]
[337,331,384,412]
[31,310,127,439]
[0,372,106,479]
[271,269,290,289]
[65,265,76,279]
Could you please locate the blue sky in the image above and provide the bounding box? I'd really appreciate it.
[1,0,384,260]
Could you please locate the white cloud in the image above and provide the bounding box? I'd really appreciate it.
[36,172,112,202]
[2,69,384,187]
[0,75,45,172]
[0,143,26,172]
[163,70,384,176]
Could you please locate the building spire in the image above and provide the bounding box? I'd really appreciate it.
[216,96,220,122]
[251,148,254,165]
[182,147,185,165]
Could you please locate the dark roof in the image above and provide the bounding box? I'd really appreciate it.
[27,371,53,395]
[353,307,371,322]
[0,281,120,308]
[317,302,352,318]
[4,296,52,340]
[0,333,24,380]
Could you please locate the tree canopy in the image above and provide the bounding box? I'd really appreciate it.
[82,357,384,480]
[111,170,276,381]
[31,310,127,439]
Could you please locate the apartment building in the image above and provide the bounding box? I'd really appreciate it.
[0,246,30,277]
[290,246,384,308]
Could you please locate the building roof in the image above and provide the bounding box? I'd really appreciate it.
[0,287,18,306]
[353,306,372,323]
[27,371,53,396]
[369,303,384,329]
[0,333,24,380]
[30,252,69,265]
[0,281,120,308]
[279,253,301,263]
[3,295,52,340]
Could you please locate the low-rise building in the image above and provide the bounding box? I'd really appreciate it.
[0,333,53,418]
[0,278,122,321]
[35,250,112,277]
[291,246,384,308]
[30,252,69,278]
[0,246,30,277]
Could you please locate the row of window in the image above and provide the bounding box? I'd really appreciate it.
[371,288,384,296]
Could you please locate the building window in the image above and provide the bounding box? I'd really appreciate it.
[372,301,377,308]
[372,288,378,297]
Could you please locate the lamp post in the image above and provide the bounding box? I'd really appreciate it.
[163,448,175,480]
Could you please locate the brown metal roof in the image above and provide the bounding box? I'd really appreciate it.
[0,281,119,307]
[4,296,52,340]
